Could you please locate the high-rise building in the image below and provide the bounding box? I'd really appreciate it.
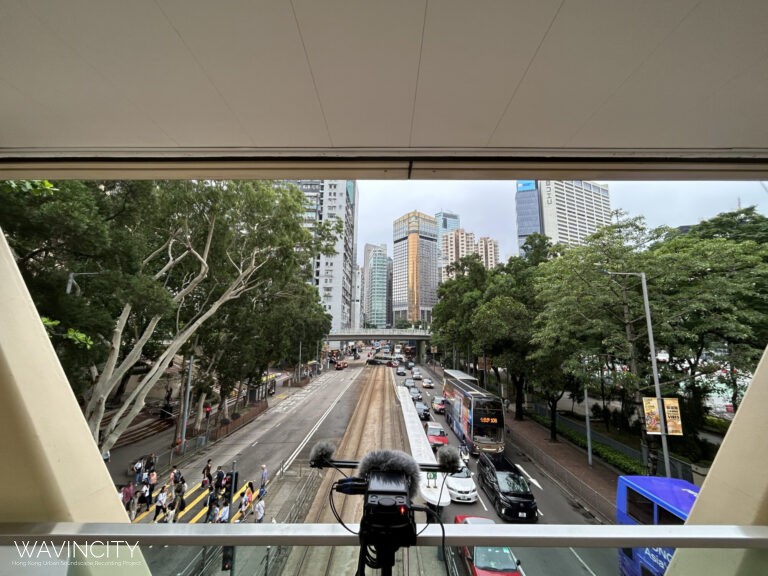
[435,210,460,279]
[362,243,388,328]
[516,180,611,249]
[441,229,500,281]
[351,265,363,330]
[290,179,359,332]
[441,228,476,282]
[476,237,500,270]
[393,211,439,324]
[386,257,393,328]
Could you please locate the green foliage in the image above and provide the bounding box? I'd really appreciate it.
[41,317,94,349]
[703,415,731,436]
[526,411,646,475]
[2,179,340,404]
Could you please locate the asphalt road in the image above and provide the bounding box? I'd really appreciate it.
[404,367,618,576]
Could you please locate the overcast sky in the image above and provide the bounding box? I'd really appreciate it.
[355,180,768,264]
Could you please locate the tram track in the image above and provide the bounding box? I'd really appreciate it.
[287,365,409,576]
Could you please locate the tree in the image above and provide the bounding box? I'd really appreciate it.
[1,179,340,452]
[90,181,339,452]
[647,232,768,425]
[431,255,488,372]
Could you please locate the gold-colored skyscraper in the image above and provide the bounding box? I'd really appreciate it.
[392,211,439,324]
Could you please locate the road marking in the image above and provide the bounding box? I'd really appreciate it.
[569,548,598,576]
[251,441,259,447]
[515,463,543,490]
[477,494,489,512]
[277,376,357,475]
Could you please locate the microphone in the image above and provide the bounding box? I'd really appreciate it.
[356,450,421,500]
[309,441,337,468]
[436,445,462,473]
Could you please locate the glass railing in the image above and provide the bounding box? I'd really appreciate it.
[2,523,767,575]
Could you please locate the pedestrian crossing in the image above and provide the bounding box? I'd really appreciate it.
[132,478,267,524]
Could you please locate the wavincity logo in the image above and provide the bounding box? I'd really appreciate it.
[12,541,141,567]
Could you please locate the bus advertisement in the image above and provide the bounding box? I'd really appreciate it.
[442,369,505,454]
[616,475,699,576]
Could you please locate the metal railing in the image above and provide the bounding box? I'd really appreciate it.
[3,523,768,548]
[509,424,616,523]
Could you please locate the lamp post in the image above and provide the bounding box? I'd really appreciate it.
[603,270,671,477]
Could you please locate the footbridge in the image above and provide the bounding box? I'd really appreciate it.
[327,328,432,341]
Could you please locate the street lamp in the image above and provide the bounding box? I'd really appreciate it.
[603,270,671,478]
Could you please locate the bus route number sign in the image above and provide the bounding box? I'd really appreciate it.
[479,417,498,424]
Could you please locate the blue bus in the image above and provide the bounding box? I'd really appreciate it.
[442,369,504,455]
[616,476,699,576]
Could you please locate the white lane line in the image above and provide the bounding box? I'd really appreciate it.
[251,441,259,447]
[476,494,489,512]
[277,376,357,475]
[515,463,543,490]
[569,548,598,576]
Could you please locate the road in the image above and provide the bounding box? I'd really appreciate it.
[137,356,619,575]
[405,367,618,576]
[139,365,364,574]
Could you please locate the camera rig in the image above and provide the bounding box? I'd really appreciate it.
[309,442,461,576]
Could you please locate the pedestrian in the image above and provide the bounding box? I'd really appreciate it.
[202,459,212,487]
[133,459,143,485]
[205,487,218,523]
[153,486,168,522]
[170,466,182,490]
[145,452,156,472]
[175,475,187,499]
[165,500,177,524]
[138,481,151,513]
[209,501,220,524]
[214,465,225,493]
[216,500,230,523]
[244,481,256,515]
[238,489,252,518]
[254,497,265,523]
[260,464,269,490]
[148,469,158,502]
[121,483,134,513]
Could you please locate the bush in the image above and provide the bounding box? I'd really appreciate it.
[525,411,646,475]
[703,415,730,436]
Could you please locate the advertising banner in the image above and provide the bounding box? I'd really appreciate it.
[663,398,684,435]
[643,397,662,434]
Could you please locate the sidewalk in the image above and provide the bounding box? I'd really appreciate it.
[505,410,618,523]
[106,375,303,486]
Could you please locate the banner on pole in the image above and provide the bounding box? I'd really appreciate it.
[643,397,663,434]
[663,398,684,435]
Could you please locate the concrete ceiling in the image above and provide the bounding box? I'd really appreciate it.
[2,0,768,179]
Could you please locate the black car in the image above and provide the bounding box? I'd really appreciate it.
[477,453,538,523]
[413,401,430,421]
[408,387,423,402]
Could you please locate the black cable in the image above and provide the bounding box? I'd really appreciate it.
[412,504,448,576]
[329,481,359,535]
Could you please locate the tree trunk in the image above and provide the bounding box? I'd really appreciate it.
[232,380,244,415]
[548,398,558,442]
[512,374,525,421]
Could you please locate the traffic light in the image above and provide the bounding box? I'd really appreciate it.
[221,546,234,571]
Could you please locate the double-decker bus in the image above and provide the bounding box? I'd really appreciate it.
[616,475,699,575]
[441,369,504,454]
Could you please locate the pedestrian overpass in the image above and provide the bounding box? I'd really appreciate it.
[2,3,768,574]
[327,328,431,342]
